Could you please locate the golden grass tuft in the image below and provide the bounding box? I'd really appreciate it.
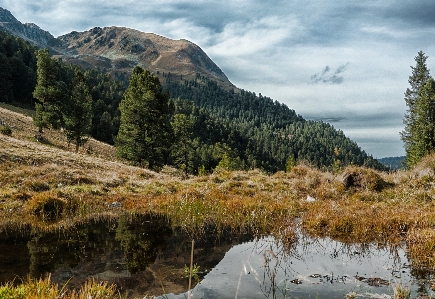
[0,275,119,299]
[340,166,390,192]
[25,191,67,221]
[406,228,435,268]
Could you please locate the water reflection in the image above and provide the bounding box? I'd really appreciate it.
[115,215,172,274]
[172,234,435,299]
[0,214,253,298]
[1,215,435,298]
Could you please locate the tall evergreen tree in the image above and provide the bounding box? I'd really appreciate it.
[63,69,93,152]
[401,51,432,166]
[170,113,195,174]
[0,53,12,102]
[116,67,173,170]
[408,78,435,165]
[33,49,67,133]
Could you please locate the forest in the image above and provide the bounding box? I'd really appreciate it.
[0,29,388,173]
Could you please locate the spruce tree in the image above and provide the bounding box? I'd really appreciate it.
[116,67,173,170]
[33,49,67,133]
[408,78,435,165]
[170,113,194,174]
[63,69,93,152]
[401,51,432,167]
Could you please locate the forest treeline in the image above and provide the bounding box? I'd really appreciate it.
[164,73,387,172]
[0,29,388,173]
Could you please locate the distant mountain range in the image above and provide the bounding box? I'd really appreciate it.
[0,7,232,89]
[377,156,405,170]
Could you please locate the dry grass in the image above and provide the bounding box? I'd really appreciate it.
[0,106,117,160]
[2,104,435,270]
[0,275,121,299]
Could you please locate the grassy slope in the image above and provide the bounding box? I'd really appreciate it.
[0,105,117,160]
[1,104,435,270]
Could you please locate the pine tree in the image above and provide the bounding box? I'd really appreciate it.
[116,67,173,170]
[408,78,435,165]
[63,70,93,152]
[401,51,432,166]
[33,49,67,133]
[170,113,194,174]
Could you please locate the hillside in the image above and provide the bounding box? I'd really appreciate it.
[378,156,405,170]
[0,105,117,160]
[0,7,387,172]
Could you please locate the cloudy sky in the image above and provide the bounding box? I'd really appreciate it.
[2,0,435,158]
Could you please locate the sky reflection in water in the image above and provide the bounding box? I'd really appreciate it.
[172,235,433,299]
[1,215,434,298]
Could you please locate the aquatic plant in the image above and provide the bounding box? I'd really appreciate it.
[393,282,411,299]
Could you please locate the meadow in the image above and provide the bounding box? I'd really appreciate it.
[1,106,435,298]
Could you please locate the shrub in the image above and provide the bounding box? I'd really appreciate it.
[26,191,66,220]
[0,124,12,136]
[340,167,389,192]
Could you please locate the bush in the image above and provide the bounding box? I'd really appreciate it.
[26,191,66,220]
[0,124,12,136]
[340,167,389,192]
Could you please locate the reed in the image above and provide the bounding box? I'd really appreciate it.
[393,282,411,299]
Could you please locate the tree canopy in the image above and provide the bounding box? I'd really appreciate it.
[63,69,93,152]
[116,66,173,170]
[401,51,435,167]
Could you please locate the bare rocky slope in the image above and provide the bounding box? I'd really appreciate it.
[0,7,233,88]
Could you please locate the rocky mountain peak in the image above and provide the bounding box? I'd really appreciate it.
[52,26,232,87]
[0,7,17,22]
[0,7,54,46]
[0,7,234,89]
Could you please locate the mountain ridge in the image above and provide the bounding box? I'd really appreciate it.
[0,7,55,47]
[0,7,233,89]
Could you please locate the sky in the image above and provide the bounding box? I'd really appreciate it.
[2,1,435,158]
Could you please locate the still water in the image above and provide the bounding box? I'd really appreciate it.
[0,214,434,298]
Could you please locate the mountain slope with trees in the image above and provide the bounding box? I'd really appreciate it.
[0,15,387,173]
[164,74,386,172]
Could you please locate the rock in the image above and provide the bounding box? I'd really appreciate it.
[108,201,122,208]
[290,278,302,284]
[306,195,316,202]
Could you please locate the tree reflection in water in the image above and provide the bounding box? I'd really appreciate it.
[115,214,172,274]
[2,216,435,298]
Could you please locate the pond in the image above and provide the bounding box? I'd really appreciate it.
[0,214,434,298]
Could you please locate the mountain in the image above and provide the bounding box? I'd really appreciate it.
[49,26,232,88]
[0,7,55,48]
[0,7,388,172]
[377,156,405,170]
[0,7,232,89]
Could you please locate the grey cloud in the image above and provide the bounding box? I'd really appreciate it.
[310,62,349,85]
[382,1,435,27]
